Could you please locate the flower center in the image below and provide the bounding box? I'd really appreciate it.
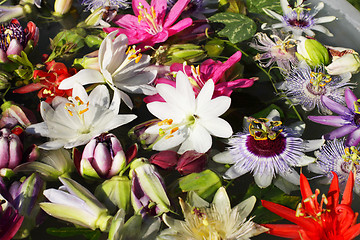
[137,4,163,35]
[306,72,331,95]
[190,207,225,240]
[0,21,27,51]
[110,45,142,78]
[64,96,91,133]
[341,146,360,173]
[295,188,328,221]
[245,117,286,157]
[283,10,314,29]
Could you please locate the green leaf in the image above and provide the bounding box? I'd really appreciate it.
[209,12,257,43]
[246,0,282,14]
[46,227,99,238]
[244,183,300,224]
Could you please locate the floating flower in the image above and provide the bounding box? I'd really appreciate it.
[262,0,336,37]
[158,187,267,240]
[26,83,137,150]
[145,71,233,154]
[308,88,360,147]
[262,171,360,240]
[103,0,193,47]
[144,51,255,103]
[249,32,298,72]
[40,177,113,231]
[13,59,76,104]
[0,19,39,63]
[81,0,129,11]
[59,31,156,109]
[309,138,360,195]
[213,109,323,188]
[278,62,352,115]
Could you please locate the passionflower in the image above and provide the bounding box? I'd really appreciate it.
[0,19,39,63]
[262,171,360,240]
[26,83,137,150]
[144,71,233,154]
[249,32,298,72]
[59,31,156,109]
[262,0,336,37]
[308,88,360,147]
[277,62,352,115]
[213,109,323,188]
[103,0,193,47]
[308,138,360,195]
[158,187,267,240]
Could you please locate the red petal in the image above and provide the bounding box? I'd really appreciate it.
[300,173,313,199]
[261,200,318,231]
[327,172,340,210]
[343,223,360,240]
[13,83,42,93]
[262,224,302,238]
[341,171,354,206]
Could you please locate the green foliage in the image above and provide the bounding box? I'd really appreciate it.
[46,227,101,240]
[209,12,257,43]
[246,0,282,14]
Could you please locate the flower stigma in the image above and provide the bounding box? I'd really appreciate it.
[247,117,282,140]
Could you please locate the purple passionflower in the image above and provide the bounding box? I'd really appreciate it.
[103,0,193,48]
[144,51,256,103]
[308,88,360,147]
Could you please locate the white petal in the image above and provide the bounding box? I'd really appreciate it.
[72,83,89,103]
[196,96,231,119]
[43,189,84,207]
[311,25,333,37]
[187,191,209,208]
[212,151,236,164]
[118,89,133,109]
[196,79,214,110]
[213,187,230,215]
[58,69,104,90]
[147,102,185,123]
[266,109,281,121]
[262,8,284,21]
[279,170,300,185]
[311,2,324,16]
[280,0,291,14]
[254,173,273,188]
[200,117,233,138]
[39,139,68,150]
[303,139,324,152]
[152,127,188,151]
[273,176,299,194]
[308,162,326,174]
[315,16,336,24]
[296,155,316,166]
[223,163,249,179]
[234,196,256,219]
[88,84,110,108]
[179,125,212,153]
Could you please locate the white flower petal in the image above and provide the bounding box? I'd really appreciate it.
[310,24,333,36]
[223,163,249,179]
[58,69,104,90]
[179,125,212,153]
[213,187,231,215]
[196,79,214,110]
[234,196,256,219]
[254,172,273,188]
[196,96,231,119]
[315,16,336,24]
[212,151,237,164]
[88,84,110,108]
[200,117,233,138]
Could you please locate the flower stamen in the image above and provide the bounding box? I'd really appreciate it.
[137,4,162,35]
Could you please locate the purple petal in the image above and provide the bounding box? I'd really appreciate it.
[92,143,112,176]
[112,14,140,29]
[346,128,360,146]
[308,115,348,127]
[0,137,9,169]
[345,87,358,111]
[152,0,167,22]
[6,39,23,56]
[324,125,358,140]
[322,95,351,115]
[164,0,191,28]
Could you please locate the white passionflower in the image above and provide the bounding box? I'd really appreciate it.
[157,187,267,240]
[262,0,336,38]
[26,83,137,150]
[145,71,233,154]
[213,109,324,189]
[59,31,157,108]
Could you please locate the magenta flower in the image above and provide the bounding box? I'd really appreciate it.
[103,0,193,47]
[308,88,360,146]
[144,51,256,103]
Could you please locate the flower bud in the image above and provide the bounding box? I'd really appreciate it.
[175,150,207,175]
[205,38,225,57]
[0,71,10,90]
[0,128,23,174]
[76,133,126,179]
[53,0,73,15]
[165,44,207,65]
[73,51,100,70]
[149,151,178,170]
[95,175,131,214]
[128,119,161,149]
[41,177,113,231]
[326,53,360,75]
[0,101,36,128]
[130,158,170,216]
[296,37,330,67]
[81,6,118,28]
[9,173,45,239]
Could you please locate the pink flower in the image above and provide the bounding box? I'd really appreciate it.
[144,51,256,103]
[103,0,193,47]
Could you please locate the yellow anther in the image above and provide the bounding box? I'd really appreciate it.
[159,128,165,136]
[135,54,142,63]
[75,96,84,105]
[66,109,73,116]
[165,134,174,139]
[157,119,173,126]
[79,108,89,115]
[126,46,132,55]
[170,127,179,134]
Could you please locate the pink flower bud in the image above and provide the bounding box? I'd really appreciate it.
[149,150,178,170]
[0,128,23,170]
[176,150,207,175]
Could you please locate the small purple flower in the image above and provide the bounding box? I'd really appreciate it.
[213,109,323,188]
[0,128,23,172]
[278,62,353,114]
[308,138,360,195]
[308,88,360,147]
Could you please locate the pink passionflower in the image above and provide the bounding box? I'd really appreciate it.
[103,0,193,48]
[144,51,257,103]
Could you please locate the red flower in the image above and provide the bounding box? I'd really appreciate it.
[261,171,360,240]
[13,59,76,104]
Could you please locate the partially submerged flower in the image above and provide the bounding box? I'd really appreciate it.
[158,187,267,240]
[213,109,323,188]
[0,19,39,63]
[309,138,360,195]
[40,177,113,231]
[145,71,233,154]
[59,32,156,108]
[308,88,360,147]
[103,0,193,47]
[278,62,352,115]
[26,83,137,150]
[262,0,336,37]
[262,171,360,240]
[249,32,298,72]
